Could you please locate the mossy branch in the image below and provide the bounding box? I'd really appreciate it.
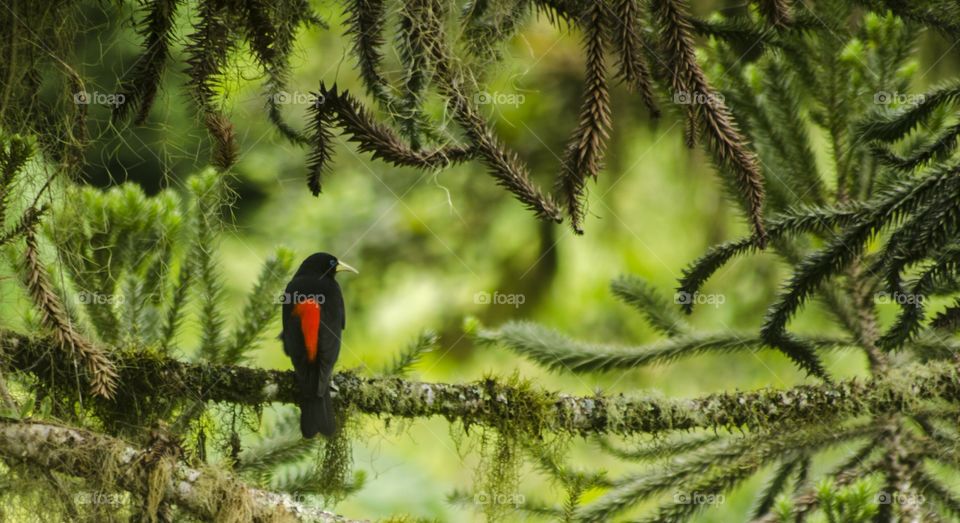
[3,331,960,438]
[0,419,356,522]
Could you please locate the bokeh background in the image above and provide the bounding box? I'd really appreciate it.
[22,1,960,520]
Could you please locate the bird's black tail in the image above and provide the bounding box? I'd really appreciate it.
[300,392,334,438]
[300,368,335,438]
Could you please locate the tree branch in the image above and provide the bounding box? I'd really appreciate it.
[0,419,358,522]
[2,330,960,437]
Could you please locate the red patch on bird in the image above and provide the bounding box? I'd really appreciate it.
[292,299,321,362]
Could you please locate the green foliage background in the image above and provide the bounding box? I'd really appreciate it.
[2,0,960,520]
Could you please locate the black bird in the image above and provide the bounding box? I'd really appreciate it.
[281,252,357,437]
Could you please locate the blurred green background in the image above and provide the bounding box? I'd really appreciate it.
[39,1,960,520]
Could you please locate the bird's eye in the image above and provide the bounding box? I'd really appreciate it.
[329,259,337,267]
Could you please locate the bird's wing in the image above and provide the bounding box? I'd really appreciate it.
[291,299,322,364]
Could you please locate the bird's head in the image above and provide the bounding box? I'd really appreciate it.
[295,252,359,279]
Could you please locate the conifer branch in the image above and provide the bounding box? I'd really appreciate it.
[114,0,181,124]
[578,423,874,522]
[912,467,960,519]
[0,420,356,522]
[159,257,193,354]
[184,0,237,170]
[305,89,337,195]
[750,458,798,519]
[872,123,960,172]
[610,0,660,116]
[477,321,850,373]
[446,90,564,222]
[677,202,868,313]
[20,230,118,399]
[319,84,475,169]
[610,275,690,337]
[651,0,767,245]
[0,204,45,247]
[931,300,960,333]
[382,329,437,376]
[223,248,294,363]
[760,168,960,376]
[4,331,960,438]
[558,0,612,234]
[343,0,391,108]
[754,0,792,28]
[859,80,960,143]
[751,439,881,523]
[190,173,228,363]
[853,0,960,35]
[396,0,442,149]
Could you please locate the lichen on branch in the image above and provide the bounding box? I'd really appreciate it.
[3,331,959,438]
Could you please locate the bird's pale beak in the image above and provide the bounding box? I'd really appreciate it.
[336,261,359,274]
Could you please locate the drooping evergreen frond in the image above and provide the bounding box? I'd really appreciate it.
[446,89,564,222]
[477,321,848,373]
[578,423,874,522]
[395,0,449,149]
[610,275,689,337]
[189,171,228,362]
[317,84,475,169]
[751,457,799,519]
[114,0,181,124]
[305,87,337,195]
[610,0,659,116]
[184,0,238,171]
[343,0,391,108]
[597,433,721,462]
[859,80,960,143]
[21,229,119,399]
[557,0,612,234]
[222,248,294,364]
[677,202,869,313]
[872,123,960,172]
[382,330,437,376]
[760,167,960,376]
[754,0,792,28]
[651,0,767,245]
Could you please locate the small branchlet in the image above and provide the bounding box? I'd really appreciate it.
[651,0,767,245]
[114,0,181,124]
[557,0,612,234]
[21,230,118,398]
